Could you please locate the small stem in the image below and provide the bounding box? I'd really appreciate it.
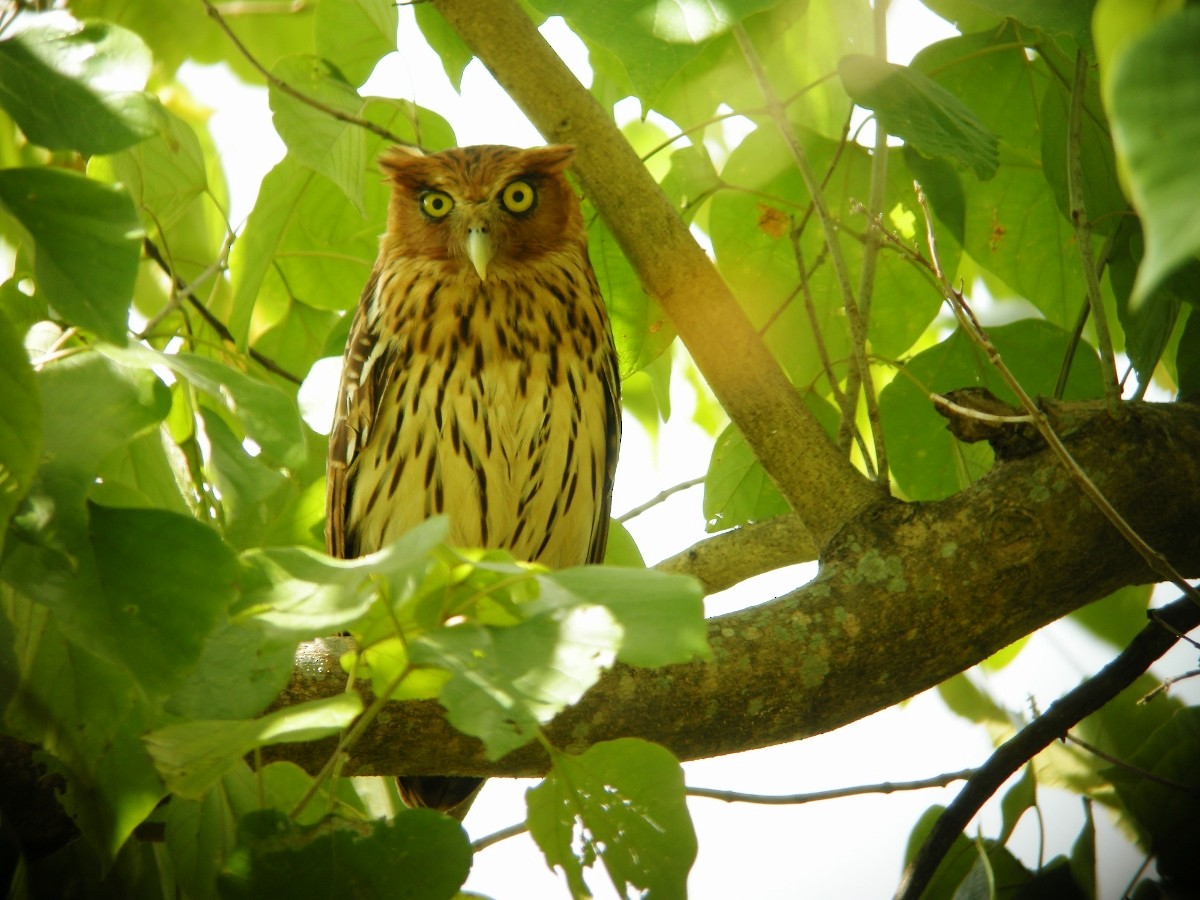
[1065,732,1200,796]
[1066,50,1122,413]
[688,767,976,805]
[289,664,414,819]
[198,0,407,148]
[142,237,303,385]
[734,25,889,487]
[471,821,530,852]
[616,476,705,524]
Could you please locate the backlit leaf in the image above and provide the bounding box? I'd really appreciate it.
[527,739,696,900]
[0,167,141,343]
[0,20,156,153]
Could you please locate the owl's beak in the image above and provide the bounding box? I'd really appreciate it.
[465,229,494,281]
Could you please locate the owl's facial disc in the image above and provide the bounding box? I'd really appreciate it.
[465,227,494,281]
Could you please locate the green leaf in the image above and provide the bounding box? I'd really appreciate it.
[529,0,741,107]
[1057,675,1182,797]
[1109,6,1200,305]
[600,519,645,567]
[88,503,239,697]
[217,808,470,900]
[969,0,1096,58]
[1107,707,1200,884]
[96,429,190,514]
[1178,307,1200,397]
[704,423,790,532]
[1070,584,1152,649]
[199,407,291,550]
[314,0,398,87]
[709,126,945,386]
[652,0,863,137]
[144,693,364,798]
[536,566,710,668]
[255,761,368,826]
[89,100,208,232]
[903,807,995,900]
[2,352,170,623]
[165,618,296,722]
[0,167,141,343]
[999,764,1036,844]
[1109,221,1186,385]
[915,0,1001,32]
[588,212,675,377]
[937,673,1009,727]
[1039,60,1127,236]
[527,739,697,900]
[0,307,40,557]
[880,320,1103,500]
[411,606,622,759]
[3,595,165,860]
[1069,801,1097,900]
[839,54,998,180]
[413,3,474,90]
[238,516,449,641]
[0,20,157,153]
[229,94,456,345]
[65,0,314,82]
[912,27,1085,324]
[269,55,367,212]
[165,762,261,900]
[108,347,308,469]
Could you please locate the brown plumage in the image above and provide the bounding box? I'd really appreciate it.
[326,144,621,814]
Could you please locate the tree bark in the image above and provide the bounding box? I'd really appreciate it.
[269,401,1200,778]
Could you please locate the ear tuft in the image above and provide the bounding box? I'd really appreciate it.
[520,144,576,173]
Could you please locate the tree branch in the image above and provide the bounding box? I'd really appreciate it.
[653,514,817,595]
[268,401,1200,779]
[429,0,880,548]
[894,593,1200,900]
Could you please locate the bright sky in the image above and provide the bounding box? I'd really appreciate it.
[179,2,1196,896]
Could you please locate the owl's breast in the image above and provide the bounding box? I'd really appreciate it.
[346,257,616,569]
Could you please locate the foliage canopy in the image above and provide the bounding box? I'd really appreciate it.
[1,0,1199,898]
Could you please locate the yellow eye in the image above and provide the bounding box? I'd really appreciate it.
[501,180,536,214]
[420,191,454,218]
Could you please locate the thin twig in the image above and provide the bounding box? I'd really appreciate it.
[142,237,304,384]
[1139,666,1200,704]
[1053,230,1117,400]
[616,476,705,524]
[930,393,1034,424]
[688,768,976,805]
[198,0,408,148]
[914,187,1200,609]
[471,821,529,852]
[734,25,889,487]
[1065,732,1200,797]
[1066,50,1122,413]
[894,594,1200,900]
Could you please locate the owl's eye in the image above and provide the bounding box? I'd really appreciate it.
[501,180,536,215]
[420,191,454,219]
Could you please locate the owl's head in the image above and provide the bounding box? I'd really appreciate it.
[379,144,584,281]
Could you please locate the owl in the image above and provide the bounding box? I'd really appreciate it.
[326,144,622,814]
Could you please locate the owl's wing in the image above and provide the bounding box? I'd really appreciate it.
[326,267,384,560]
[586,330,622,566]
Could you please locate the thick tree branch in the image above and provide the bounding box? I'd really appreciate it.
[430,0,880,548]
[270,401,1200,778]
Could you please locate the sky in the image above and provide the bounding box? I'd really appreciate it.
[179,2,1199,897]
